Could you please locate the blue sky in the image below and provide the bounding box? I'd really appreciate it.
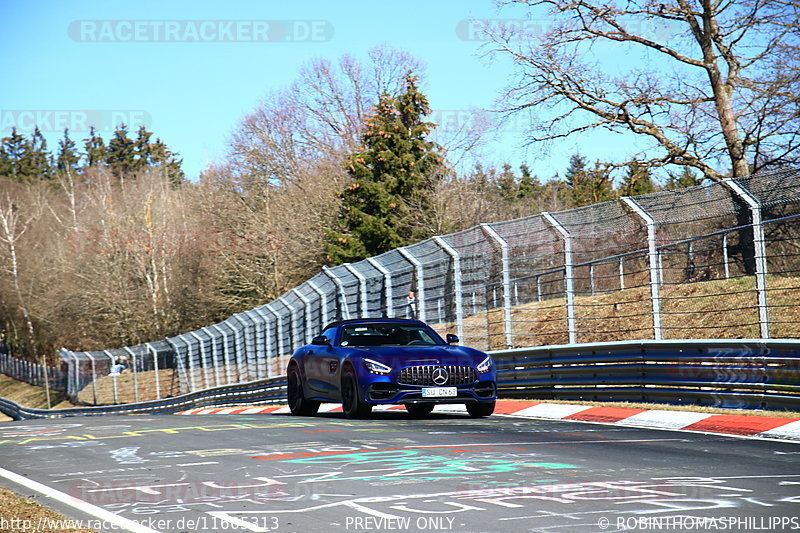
[0,0,645,181]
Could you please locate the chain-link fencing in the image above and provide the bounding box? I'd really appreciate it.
[57,168,800,405]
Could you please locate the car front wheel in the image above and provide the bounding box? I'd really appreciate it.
[287,366,320,416]
[342,366,372,419]
[466,401,495,418]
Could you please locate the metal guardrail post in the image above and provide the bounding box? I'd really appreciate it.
[725,179,770,338]
[480,223,513,348]
[209,325,233,384]
[542,212,577,345]
[145,343,161,399]
[622,197,663,340]
[323,266,352,320]
[231,314,252,381]
[177,335,198,391]
[366,258,393,318]
[166,337,192,392]
[104,350,119,404]
[343,264,369,318]
[202,327,223,386]
[189,331,212,389]
[307,280,329,326]
[398,247,426,322]
[246,309,267,380]
[85,352,98,404]
[433,236,464,340]
[264,304,286,374]
[291,288,313,344]
[277,297,299,356]
[123,346,140,403]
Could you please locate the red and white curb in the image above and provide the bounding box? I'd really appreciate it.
[175,400,800,442]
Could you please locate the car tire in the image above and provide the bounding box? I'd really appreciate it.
[405,403,435,418]
[342,366,372,419]
[287,366,320,416]
[466,401,495,418]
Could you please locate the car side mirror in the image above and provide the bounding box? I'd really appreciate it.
[446,334,460,345]
[311,335,331,346]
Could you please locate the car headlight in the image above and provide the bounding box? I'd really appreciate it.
[477,355,492,374]
[363,358,392,375]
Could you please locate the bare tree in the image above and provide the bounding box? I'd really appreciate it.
[491,0,800,179]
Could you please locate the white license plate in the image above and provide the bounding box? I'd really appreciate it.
[422,387,457,398]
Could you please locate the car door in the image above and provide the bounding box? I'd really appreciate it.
[305,327,339,397]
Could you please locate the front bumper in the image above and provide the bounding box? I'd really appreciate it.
[366,380,497,404]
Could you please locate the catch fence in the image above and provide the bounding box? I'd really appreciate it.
[55,168,800,405]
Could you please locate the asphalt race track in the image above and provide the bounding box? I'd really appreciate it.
[0,410,799,533]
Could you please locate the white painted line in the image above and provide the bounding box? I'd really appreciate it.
[512,403,592,419]
[318,404,342,412]
[616,410,713,430]
[0,466,160,533]
[431,404,466,413]
[759,420,800,441]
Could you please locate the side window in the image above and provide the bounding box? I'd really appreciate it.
[320,327,337,345]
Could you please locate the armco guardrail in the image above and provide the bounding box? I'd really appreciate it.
[0,377,286,421]
[492,339,800,410]
[4,339,800,420]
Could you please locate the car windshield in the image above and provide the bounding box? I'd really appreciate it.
[339,324,444,347]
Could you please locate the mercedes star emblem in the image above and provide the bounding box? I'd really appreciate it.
[432,367,449,386]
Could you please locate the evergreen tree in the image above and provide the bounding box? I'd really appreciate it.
[517,164,543,199]
[496,163,517,201]
[56,129,81,173]
[665,166,701,190]
[565,154,615,206]
[326,73,447,264]
[84,126,107,167]
[28,127,54,179]
[148,136,185,187]
[107,124,136,177]
[619,161,657,197]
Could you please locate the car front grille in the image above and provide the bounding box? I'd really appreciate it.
[398,365,476,386]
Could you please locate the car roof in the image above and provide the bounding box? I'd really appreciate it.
[322,318,428,331]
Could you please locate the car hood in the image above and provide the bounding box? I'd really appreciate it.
[344,345,487,366]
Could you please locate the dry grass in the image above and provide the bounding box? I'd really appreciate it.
[0,374,76,422]
[0,487,98,532]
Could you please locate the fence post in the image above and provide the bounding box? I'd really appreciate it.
[433,236,464,340]
[245,310,267,380]
[724,179,770,338]
[104,350,119,404]
[367,258,393,318]
[323,266,352,320]
[307,279,330,326]
[188,331,212,389]
[85,352,98,405]
[722,233,730,279]
[619,257,625,290]
[622,197,663,340]
[209,325,233,385]
[146,343,161,399]
[165,338,192,393]
[343,264,369,318]
[398,247,426,322]
[542,212,577,345]
[264,304,286,375]
[123,346,140,403]
[480,223,513,348]
[232,314,253,381]
[202,327,222,386]
[177,335,198,391]
[291,288,313,345]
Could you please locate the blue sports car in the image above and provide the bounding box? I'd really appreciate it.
[286,318,497,419]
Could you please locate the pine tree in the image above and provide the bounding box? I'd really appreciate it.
[325,73,447,264]
[665,166,701,190]
[148,136,185,187]
[565,154,615,206]
[620,161,657,197]
[496,163,517,201]
[517,164,543,199]
[28,127,54,179]
[107,124,136,177]
[84,126,107,167]
[56,129,81,173]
